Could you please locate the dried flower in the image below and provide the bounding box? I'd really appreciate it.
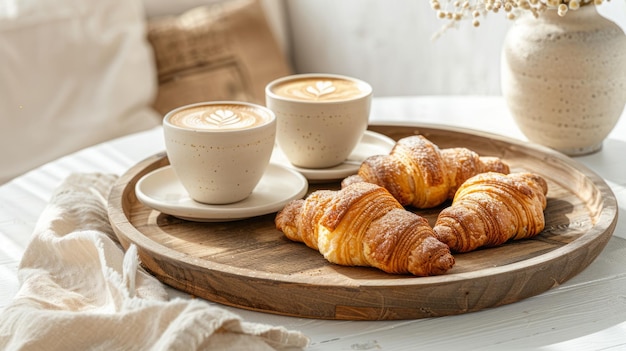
[431,0,610,37]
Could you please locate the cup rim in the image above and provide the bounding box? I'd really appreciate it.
[265,73,373,104]
[163,101,276,132]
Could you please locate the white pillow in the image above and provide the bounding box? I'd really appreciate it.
[0,0,160,184]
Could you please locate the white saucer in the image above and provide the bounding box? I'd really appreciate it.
[271,130,396,182]
[135,163,308,222]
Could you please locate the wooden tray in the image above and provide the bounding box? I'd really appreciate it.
[108,123,617,320]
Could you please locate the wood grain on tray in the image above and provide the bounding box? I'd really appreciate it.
[107,124,617,320]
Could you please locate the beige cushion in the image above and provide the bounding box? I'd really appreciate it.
[0,0,160,184]
[147,0,292,116]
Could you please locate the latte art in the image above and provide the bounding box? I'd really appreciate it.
[169,104,271,130]
[205,109,240,127]
[271,77,368,102]
[306,81,336,97]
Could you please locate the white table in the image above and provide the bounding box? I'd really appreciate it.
[2,96,625,350]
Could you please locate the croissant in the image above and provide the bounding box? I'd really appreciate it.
[433,172,548,253]
[275,182,455,276]
[342,135,510,209]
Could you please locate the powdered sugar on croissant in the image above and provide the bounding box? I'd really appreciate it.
[342,135,510,209]
[275,182,455,276]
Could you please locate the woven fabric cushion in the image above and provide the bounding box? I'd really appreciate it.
[147,0,292,116]
[0,0,160,184]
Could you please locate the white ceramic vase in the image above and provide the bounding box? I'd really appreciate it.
[501,5,626,156]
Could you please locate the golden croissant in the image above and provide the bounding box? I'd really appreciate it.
[433,172,548,253]
[275,182,455,276]
[342,135,510,209]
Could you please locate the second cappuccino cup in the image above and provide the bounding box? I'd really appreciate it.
[265,73,372,169]
[163,101,276,204]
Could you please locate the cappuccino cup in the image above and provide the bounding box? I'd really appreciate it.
[163,101,276,204]
[265,73,372,169]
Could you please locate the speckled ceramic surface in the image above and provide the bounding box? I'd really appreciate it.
[501,6,626,155]
[266,73,372,168]
[163,101,276,204]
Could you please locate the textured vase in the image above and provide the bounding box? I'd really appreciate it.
[501,6,626,156]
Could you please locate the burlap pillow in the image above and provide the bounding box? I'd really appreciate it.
[147,0,292,116]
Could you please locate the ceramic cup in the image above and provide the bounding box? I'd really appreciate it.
[265,73,372,169]
[163,101,276,204]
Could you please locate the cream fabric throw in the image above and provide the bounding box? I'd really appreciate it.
[0,173,309,350]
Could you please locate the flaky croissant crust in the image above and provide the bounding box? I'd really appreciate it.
[275,182,455,276]
[342,135,510,209]
[433,172,548,253]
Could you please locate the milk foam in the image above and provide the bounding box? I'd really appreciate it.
[169,104,270,130]
[271,77,368,102]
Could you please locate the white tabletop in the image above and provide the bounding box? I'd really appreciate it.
[1,96,625,350]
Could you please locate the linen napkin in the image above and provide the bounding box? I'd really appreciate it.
[0,173,309,350]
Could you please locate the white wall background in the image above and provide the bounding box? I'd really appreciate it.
[284,0,626,96]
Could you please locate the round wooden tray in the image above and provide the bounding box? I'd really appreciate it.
[107,123,617,320]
